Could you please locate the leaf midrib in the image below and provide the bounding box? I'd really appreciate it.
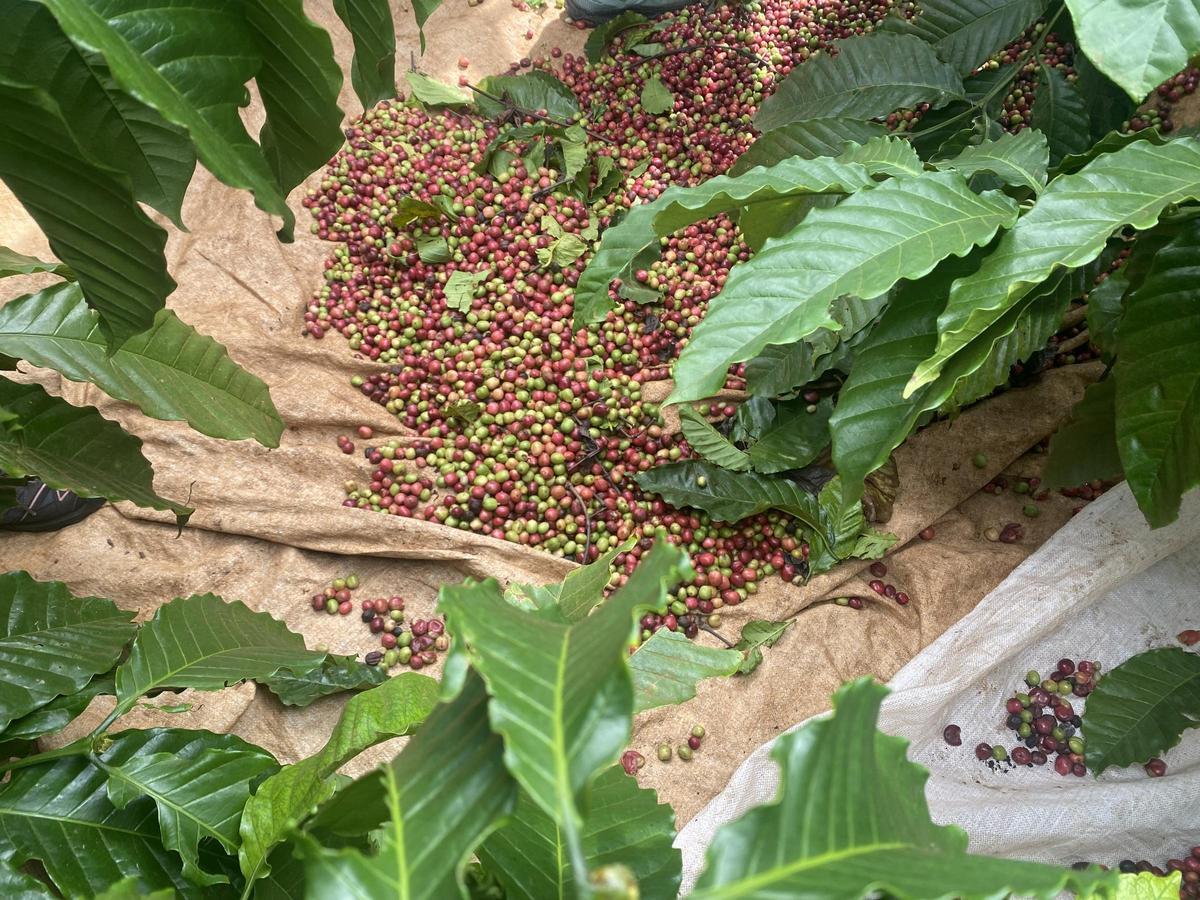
[694,840,911,898]
[98,760,230,847]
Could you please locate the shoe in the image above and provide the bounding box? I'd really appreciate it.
[0,478,106,532]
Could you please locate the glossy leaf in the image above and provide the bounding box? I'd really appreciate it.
[730,119,887,175]
[679,405,751,472]
[671,172,1019,405]
[0,753,233,897]
[0,379,191,522]
[410,0,441,52]
[260,654,387,708]
[114,593,325,714]
[934,128,1049,192]
[1054,128,1169,176]
[584,11,649,62]
[1032,65,1091,169]
[1082,647,1200,774]
[911,138,1200,396]
[95,877,174,900]
[0,672,114,742]
[630,629,740,713]
[0,1,195,226]
[245,0,344,204]
[240,672,439,886]
[1113,220,1200,526]
[439,546,690,882]
[880,0,1046,74]
[691,678,1116,898]
[333,0,396,108]
[1086,268,1129,356]
[304,672,518,899]
[38,0,296,237]
[0,282,283,447]
[745,294,888,397]
[476,71,580,120]
[0,246,69,280]
[0,75,173,345]
[1043,378,1122,490]
[504,540,629,624]
[1073,51,1138,142]
[0,572,134,733]
[478,766,680,900]
[406,71,470,106]
[1116,872,1185,900]
[574,153,879,325]
[755,33,963,131]
[734,619,791,675]
[748,398,834,474]
[1065,0,1200,101]
[99,728,278,886]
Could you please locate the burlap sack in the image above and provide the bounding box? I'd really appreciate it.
[0,0,1105,824]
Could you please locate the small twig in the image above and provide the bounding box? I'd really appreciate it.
[564,480,593,563]
[699,622,735,647]
[465,82,615,145]
[1061,303,1089,330]
[1056,329,1092,355]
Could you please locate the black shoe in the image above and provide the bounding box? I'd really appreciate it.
[0,478,106,532]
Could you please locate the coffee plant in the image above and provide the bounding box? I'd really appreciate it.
[3,561,1185,899]
[0,0,437,521]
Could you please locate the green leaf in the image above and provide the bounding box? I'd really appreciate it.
[39,0,295,238]
[504,540,629,623]
[730,119,888,175]
[583,10,648,62]
[95,876,174,900]
[0,672,114,742]
[1082,647,1200,774]
[729,396,776,445]
[332,0,397,108]
[410,0,441,52]
[0,2,196,227]
[1065,0,1200,101]
[934,128,1049,192]
[574,153,881,326]
[476,71,580,121]
[239,672,439,887]
[910,138,1200,396]
[755,33,964,131]
[540,233,588,269]
[303,672,518,898]
[1054,128,1169,176]
[1113,220,1200,526]
[0,75,173,345]
[1074,51,1138,142]
[98,728,278,886]
[245,0,344,206]
[679,406,752,472]
[439,545,690,883]
[0,378,192,523]
[114,593,325,715]
[630,629,740,712]
[835,136,926,177]
[691,678,1117,898]
[745,294,888,397]
[391,195,443,227]
[1086,268,1128,356]
[1116,872,1184,900]
[0,246,69,280]
[0,282,284,447]
[416,233,451,263]
[405,71,470,106]
[879,0,1046,74]
[748,398,834,474]
[671,172,1019,405]
[261,654,387,708]
[640,74,674,114]
[0,572,134,733]
[853,528,899,559]
[478,766,680,900]
[560,129,588,181]
[444,270,487,312]
[1043,378,1122,489]
[0,753,235,897]
[734,619,791,675]
[1032,64,1091,169]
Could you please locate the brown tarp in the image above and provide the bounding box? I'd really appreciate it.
[0,0,1101,826]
